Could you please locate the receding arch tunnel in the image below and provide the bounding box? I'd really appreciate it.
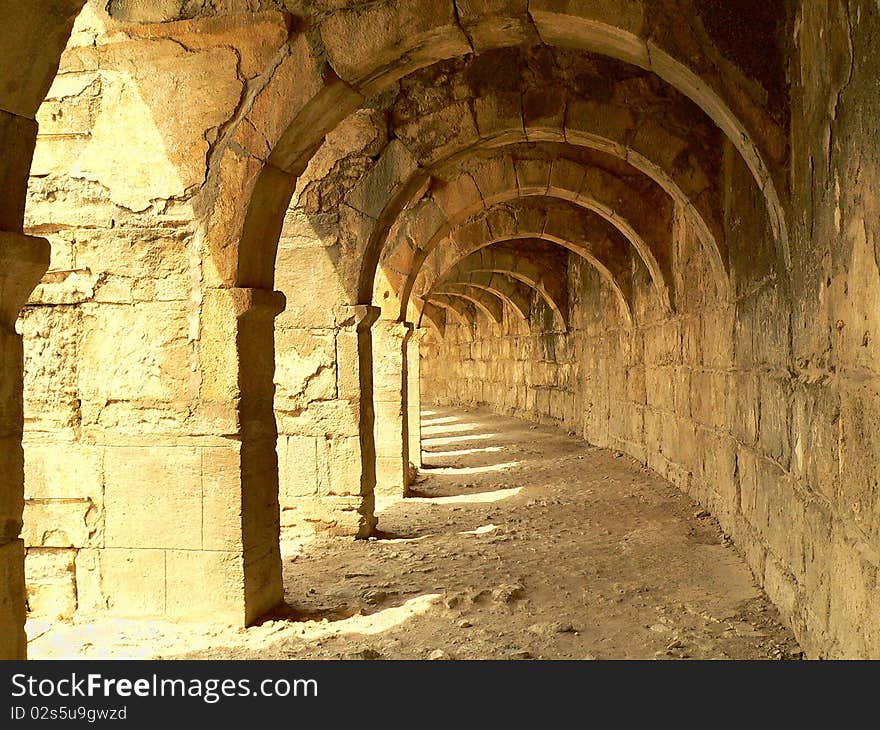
[3,0,879,661]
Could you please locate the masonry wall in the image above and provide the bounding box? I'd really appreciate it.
[271,108,400,540]
[19,4,290,622]
[423,112,880,658]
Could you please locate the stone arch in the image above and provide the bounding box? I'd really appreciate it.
[426,293,478,328]
[439,270,533,323]
[359,80,732,309]
[4,0,792,657]
[409,199,637,326]
[439,245,570,331]
[378,148,678,316]
[206,1,791,299]
[420,301,448,335]
[196,20,790,537]
[432,284,505,326]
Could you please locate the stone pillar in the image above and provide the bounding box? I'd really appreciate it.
[190,287,286,624]
[372,320,413,500]
[327,305,381,535]
[406,327,428,475]
[0,232,51,659]
[0,111,37,233]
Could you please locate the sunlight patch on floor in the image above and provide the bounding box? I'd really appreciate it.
[422,432,498,446]
[422,446,505,458]
[26,595,444,660]
[409,487,522,505]
[421,421,480,436]
[460,524,498,536]
[421,415,459,426]
[424,460,520,475]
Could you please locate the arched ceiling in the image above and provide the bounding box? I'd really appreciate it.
[124,0,796,350]
[436,244,570,330]
[211,0,792,300]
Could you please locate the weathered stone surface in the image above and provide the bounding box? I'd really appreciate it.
[78,303,191,411]
[24,548,76,618]
[274,329,337,411]
[103,447,202,550]
[3,0,879,660]
[165,549,245,621]
[0,540,26,659]
[100,548,166,616]
[319,0,471,92]
[72,40,242,211]
[22,499,94,548]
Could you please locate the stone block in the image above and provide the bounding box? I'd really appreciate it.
[75,228,190,303]
[165,549,246,623]
[274,329,337,410]
[345,139,419,218]
[730,372,760,446]
[279,399,361,439]
[200,445,245,553]
[523,87,566,142]
[645,366,674,411]
[24,547,76,618]
[20,306,81,435]
[317,436,363,498]
[455,0,537,50]
[22,498,93,548]
[790,384,839,503]
[101,548,166,617]
[319,0,470,90]
[474,92,523,143]
[690,370,728,430]
[763,554,799,620]
[838,384,880,543]
[77,302,191,410]
[73,548,106,614]
[0,539,26,659]
[23,443,102,504]
[104,447,202,550]
[758,375,792,469]
[376,456,406,498]
[278,435,319,504]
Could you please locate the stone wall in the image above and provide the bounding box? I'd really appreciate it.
[11,0,880,660]
[271,109,396,539]
[423,118,880,658]
[19,3,291,623]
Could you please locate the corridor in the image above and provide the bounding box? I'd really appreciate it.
[28,407,799,660]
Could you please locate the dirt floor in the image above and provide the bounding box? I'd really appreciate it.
[27,406,802,660]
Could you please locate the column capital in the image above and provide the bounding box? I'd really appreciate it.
[0,231,50,330]
[203,287,286,321]
[225,287,287,319]
[374,318,414,343]
[406,323,429,344]
[335,304,381,332]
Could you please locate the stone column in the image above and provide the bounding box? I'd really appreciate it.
[188,287,286,624]
[0,232,51,660]
[406,327,428,477]
[327,305,382,535]
[372,320,413,500]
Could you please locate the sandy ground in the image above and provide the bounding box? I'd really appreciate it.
[28,406,801,660]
